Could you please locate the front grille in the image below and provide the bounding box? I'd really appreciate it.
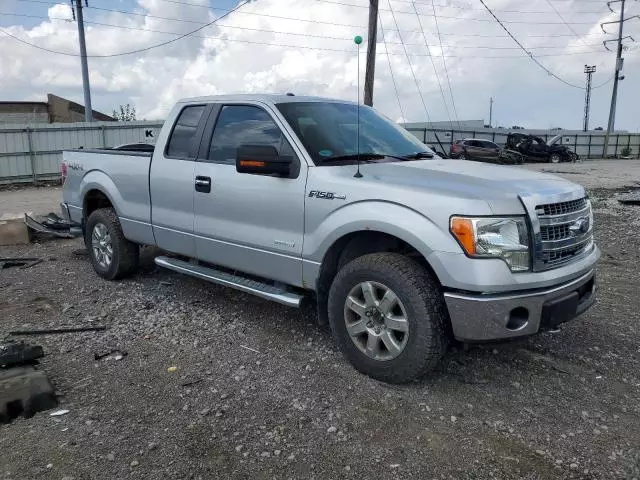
[533,196,593,271]
[537,198,587,216]
[540,224,571,241]
[541,240,592,268]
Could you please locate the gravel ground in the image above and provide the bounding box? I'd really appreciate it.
[1,161,639,479]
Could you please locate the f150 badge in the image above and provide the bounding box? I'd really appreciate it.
[308,190,346,200]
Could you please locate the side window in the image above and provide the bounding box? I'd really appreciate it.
[166,105,206,159]
[207,105,295,165]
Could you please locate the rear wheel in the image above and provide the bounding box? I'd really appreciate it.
[328,253,449,383]
[459,153,469,160]
[85,208,139,280]
[549,153,561,163]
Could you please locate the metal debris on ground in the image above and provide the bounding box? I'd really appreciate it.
[9,326,107,336]
[49,409,70,417]
[94,349,127,361]
[0,342,44,367]
[618,197,640,206]
[24,213,74,239]
[0,257,41,269]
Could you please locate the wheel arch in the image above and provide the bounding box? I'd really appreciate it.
[314,229,442,326]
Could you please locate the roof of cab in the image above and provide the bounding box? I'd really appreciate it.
[176,94,356,105]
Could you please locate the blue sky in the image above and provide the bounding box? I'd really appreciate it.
[1,0,638,130]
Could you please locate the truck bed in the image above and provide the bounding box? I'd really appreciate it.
[62,148,154,245]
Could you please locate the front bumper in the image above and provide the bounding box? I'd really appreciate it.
[443,269,596,342]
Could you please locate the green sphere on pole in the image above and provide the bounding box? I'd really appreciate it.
[354,35,363,45]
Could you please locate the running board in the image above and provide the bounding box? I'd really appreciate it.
[154,256,303,308]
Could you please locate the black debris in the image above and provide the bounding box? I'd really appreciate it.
[9,326,107,336]
[0,366,58,423]
[0,343,44,368]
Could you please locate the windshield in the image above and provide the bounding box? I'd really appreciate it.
[276,102,433,165]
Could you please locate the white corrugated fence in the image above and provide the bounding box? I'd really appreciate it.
[0,120,163,184]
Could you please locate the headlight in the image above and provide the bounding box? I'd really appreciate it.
[450,216,530,272]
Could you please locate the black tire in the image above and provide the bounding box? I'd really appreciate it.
[328,253,449,383]
[85,208,139,280]
[549,153,561,164]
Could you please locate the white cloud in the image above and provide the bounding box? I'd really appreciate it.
[0,0,638,129]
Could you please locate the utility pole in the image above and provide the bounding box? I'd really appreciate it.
[583,65,596,132]
[489,97,494,127]
[601,0,636,157]
[72,0,93,122]
[363,0,379,106]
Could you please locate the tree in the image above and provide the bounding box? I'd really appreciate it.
[112,104,136,121]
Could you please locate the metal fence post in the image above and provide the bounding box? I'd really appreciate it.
[423,128,427,143]
[587,135,592,159]
[615,134,619,159]
[574,134,578,153]
[25,127,37,185]
[101,124,107,148]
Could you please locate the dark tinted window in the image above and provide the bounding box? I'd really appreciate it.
[208,105,295,165]
[465,140,479,147]
[166,105,206,158]
[479,140,498,149]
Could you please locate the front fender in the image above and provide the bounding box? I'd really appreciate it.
[302,200,460,286]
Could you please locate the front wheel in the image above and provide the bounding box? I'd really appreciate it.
[328,253,449,383]
[549,153,561,163]
[85,208,139,280]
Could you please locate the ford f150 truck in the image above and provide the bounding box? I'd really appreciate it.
[60,94,599,383]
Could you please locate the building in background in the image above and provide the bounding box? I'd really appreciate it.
[0,94,114,124]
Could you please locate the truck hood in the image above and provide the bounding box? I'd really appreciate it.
[359,159,584,213]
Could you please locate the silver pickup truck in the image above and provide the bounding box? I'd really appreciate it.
[61,94,599,383]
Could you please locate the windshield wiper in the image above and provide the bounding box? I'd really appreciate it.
[323,153,386,162]
[403,151,434,159]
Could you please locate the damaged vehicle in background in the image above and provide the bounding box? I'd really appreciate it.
[501,133,578,164]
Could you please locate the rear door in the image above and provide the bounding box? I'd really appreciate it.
[150,103,211,257]
[464,140,483,160]
[480,140,501,162]
[191,102,308,287]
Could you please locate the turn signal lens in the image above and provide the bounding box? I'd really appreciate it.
[239,160,266,167]
[450,217,476,255]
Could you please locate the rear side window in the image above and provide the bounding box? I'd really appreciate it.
[207,105,295,165]
[480,140,497,149]
[166,105,206,159]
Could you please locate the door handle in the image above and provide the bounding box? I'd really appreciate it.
[195,176,211,193]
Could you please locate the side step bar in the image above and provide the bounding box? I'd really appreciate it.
[154,256,304,308]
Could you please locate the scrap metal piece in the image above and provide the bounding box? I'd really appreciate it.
[0,366,58,423]
[9,326,107,336]
[24,214,74,239]
[0,343,44,367]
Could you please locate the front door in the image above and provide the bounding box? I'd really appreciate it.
[192,103,308,287]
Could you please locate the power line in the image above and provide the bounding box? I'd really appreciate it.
[0,11,612,54]
[313,0,609,24]
[316,0,608,14]
[385,0,431,122]
[428,0,460,127]
[14,0,611,26]
[1,0,253,57]
[410,1,453,125]
[0,17,619,60]
[477,0,585,89]
[378,13,405,121]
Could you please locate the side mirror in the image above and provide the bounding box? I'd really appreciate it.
[236,145,292,176]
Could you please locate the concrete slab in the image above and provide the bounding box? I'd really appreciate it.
[0,213,31,246]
